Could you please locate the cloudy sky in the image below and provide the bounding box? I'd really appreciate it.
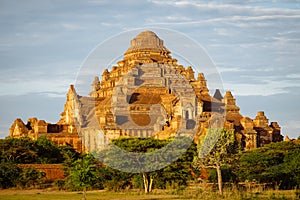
[0,0,299,139]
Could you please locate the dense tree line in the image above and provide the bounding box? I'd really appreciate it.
[0,136,80,189]
[1,134,299,193]
[0,163,46,189]
[64,137,198,196]
[237,140,300,189]
[203,136,300,191]
[0,136,198,193]
[0,136,80,164]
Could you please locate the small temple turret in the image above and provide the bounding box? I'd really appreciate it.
[240,117,258,149]
[58,84,83,127]
[185,66,195,81]
[197,73,209,94]
[213,89,223,101]
[253,111,269,128]
[223,91,242,125]
[9,118,29,137]
[270,122,282,142]
[90,76,100,97]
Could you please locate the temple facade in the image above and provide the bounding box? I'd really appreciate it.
[9,30,283,152]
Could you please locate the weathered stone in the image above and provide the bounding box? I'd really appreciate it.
[9,30,283,151]
[10,118,29,137]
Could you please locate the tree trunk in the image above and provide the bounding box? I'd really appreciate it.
[142,173,154,194]
[216,165,223,195]
[83,186,87,200]
[149,175,154,193]
[142,173,149,194]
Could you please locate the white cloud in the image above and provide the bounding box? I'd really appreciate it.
[146,14,300,27]
[0,78,73,97]
[225,78,300,96]
[0,60,78,96]
[286,74,300,79]
[0,0,299,138]
[149,0,300,14]
[100,22,123,27]
[216,65,246,72]
[61,23,85,31]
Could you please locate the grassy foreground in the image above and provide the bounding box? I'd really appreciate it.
[0,189,299,200]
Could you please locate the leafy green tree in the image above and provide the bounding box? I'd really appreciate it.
[208,166,237,183]
[17,167,46,189]
[35,136,62,164]
[0,163,45,189]
[0,136,79,165]
[0,137,37,163]
[59,145,81,167]
[238,141,300,189]
[155,139,198,189]
[100,167,133,191]
[0,163,22,189]
[98,137,168,193]
[196,129,239,195]
[282,148,300,187]
[97,137,197,193]
[66,154,101,200]
[0,137,82,190]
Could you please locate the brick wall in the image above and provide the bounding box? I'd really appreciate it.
[19,164,65,180]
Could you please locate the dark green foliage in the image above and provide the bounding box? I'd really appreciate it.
[208,166,237,183]
[238,141,300,189]
[0,163,22,188]
[96,137,198,192]
[112,137,168,153]
[0,136,197,191]
[54,179,66,190]
[282,148,300,186]
[197,129,240,194]
[0,136,79,164]
[59,145,81,167]
[0,136,79,189]
[154,139,198,189]
[97,137,171,173]
[17,167,46,189]
[35,137,63,164]
[0,137,37,163]
[100,167,133,191]
[65,154,103,191]
[64,153,105,200]
[197,129,240,167]
[0,163,45,189]
[98,136,195,173]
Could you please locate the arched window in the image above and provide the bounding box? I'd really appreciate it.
[185,110,189,119]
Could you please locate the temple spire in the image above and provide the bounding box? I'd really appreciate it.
[123,30,173,63]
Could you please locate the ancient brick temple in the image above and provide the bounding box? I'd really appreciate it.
[9,30,283,152]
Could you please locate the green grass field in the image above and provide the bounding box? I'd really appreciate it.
[0,189,299,200]
[0,190,178,200]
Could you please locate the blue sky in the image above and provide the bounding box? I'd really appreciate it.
[0,0,299,139]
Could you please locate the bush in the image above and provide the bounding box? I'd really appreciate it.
[0,163,45,189]
[17,167,46,189]
[54,180,66,190]
[237,141,300,189]
[208,166,237,183]
[0,163,22,189]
